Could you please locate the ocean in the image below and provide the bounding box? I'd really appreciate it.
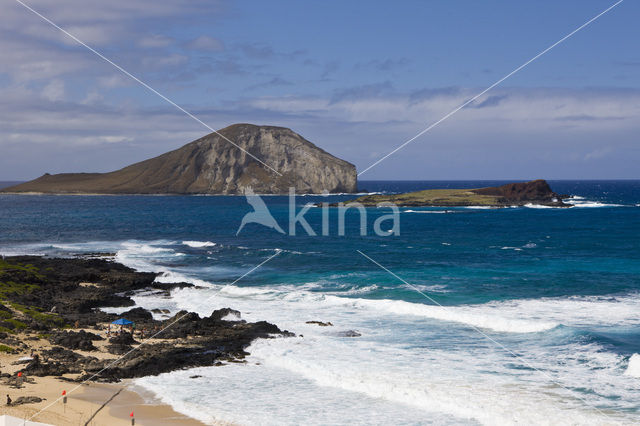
[0,180,639,425]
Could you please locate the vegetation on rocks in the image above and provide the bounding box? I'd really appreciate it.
[0,255,294,382]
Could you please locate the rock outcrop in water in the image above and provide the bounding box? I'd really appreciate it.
[2,124,357,195]
[350,179,570,207]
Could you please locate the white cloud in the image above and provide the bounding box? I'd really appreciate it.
[141,53,189,69]
[59,24,122,46]
[98,74,134,89]
[81,90,104,105]
[247,87,640,133]
[1,84,639,180]
[41,79,65,101]
[0,0,224,83]
[0,1,637,179]
[584,146,613,161]
[138,34,175,48]
[185,35,224,52]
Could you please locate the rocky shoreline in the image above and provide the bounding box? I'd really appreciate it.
[0,255,294,384]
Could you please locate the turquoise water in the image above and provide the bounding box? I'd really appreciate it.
[1,180,639,424]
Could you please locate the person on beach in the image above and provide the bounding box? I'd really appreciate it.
[6,394,11,406]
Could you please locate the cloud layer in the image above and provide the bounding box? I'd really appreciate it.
[1,1,638,180]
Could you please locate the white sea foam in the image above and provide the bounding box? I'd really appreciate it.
[327,272,367,280]
[334,284,380,295]
[499,242,537,251]
[120,241,174,253]
[303,281,381,296]
[6,240,639,424]
[571,201,624,208]
[114,242,176,272]
[321,296,558,333]
[182,240,216,248]
[141,280,557,334]
[298,191,386,197]
[524,203,555,209]
[523,202,622,209]
[566,196,624,208]
[624,354,640,378]
[133,283,632,425]
[154,271,215,288]
[405,283,449,293]
[136,362,462,426]
[89,252,640,424]
[137,344,625,425]
[473,294,640,328]
[404,209,449,214]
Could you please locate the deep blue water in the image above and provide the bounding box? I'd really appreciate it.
[0,180,639,424]
[1,181,638,305]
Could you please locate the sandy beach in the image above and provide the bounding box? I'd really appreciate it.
[1,345,208,425]
[0,255,289,426]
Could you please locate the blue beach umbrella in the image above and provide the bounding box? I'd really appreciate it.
[112,318,134,325]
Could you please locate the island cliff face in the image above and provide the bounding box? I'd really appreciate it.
[2,124,357,195]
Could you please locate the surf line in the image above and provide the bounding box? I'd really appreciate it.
[84,388,123,426]
[356,249,615,421]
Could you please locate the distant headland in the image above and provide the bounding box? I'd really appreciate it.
[1,124,357,195]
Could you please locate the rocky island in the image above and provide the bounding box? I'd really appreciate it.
[350,179,570,207]
[1,124,357,195]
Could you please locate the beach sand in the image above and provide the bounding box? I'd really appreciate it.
[0,376,208,426]
[0,333,211,425]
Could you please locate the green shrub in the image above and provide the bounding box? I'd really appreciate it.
[0,259,42,278]
[0,280,40,298]
[6,302,65,327]
[5,318,27,330]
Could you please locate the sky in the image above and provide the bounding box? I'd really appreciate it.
[1,0,639,181]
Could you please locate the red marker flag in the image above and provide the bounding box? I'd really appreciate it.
[62,390,66,396]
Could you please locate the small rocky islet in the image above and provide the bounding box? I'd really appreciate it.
[348,179,571,208]
[0,255,294,383]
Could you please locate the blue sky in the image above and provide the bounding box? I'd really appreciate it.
[1,0,639,180]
